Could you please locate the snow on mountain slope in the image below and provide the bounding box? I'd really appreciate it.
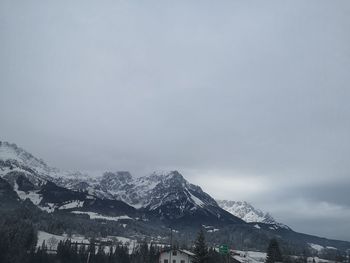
[0,141,97,188]
[216,200,289,229]
[96,170,227,222]
[0,141,241,223]
[0,141,60,177]
[216,200,274,223]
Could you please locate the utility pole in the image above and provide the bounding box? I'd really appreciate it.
[169,227,173,263]
[170,227,173,249]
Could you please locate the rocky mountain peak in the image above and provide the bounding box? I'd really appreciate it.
[102,171,132,184]
[0,141,61,179]
[216,199,287,227]
[0,141,42,164]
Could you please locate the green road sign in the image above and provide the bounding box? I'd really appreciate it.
[219,244,228,254]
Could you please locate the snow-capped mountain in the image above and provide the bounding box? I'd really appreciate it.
[0,141,139,219]
[2,141,350,252]
[66,170,243,224]
[98,171,217,208]
[216,200,275,224]
[216,200,290,229]
[0,141,243,225]
[0,141,60,178]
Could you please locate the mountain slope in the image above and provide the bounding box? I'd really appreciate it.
[216,200,275,223]
[216,200,290,230]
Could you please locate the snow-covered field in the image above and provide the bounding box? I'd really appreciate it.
[307,257,336,263]
[232,250,267,263]
[58,200,84,210]
[37,231,136,253]
[14,183,42,205]
[37,231,89,250]
[309,243,325,252]
[231,249,338,263]
[71,211,133,221]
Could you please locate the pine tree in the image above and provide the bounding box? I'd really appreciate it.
[193,228,208,263]
[0,215,37,263]
[265,239,283,263]
[207,247,226,263]
[95,245,107,263]
[78,244,88,263]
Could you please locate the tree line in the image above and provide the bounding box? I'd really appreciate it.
[1,212,348,263]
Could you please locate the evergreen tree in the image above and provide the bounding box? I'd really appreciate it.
[265,239,283,263]
[0,215,37,263]
[95,245,107,263]
[207,247,226,263]
[30,244,50,263]
[140,241,149,263]
[107,246,114,263]
[78,243,88,263]
[149,243,159,263]
[114,244,130,263]
[193,228,208,263]
[87,240,97,263]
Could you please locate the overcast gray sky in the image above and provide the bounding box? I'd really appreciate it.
[1,0,350,241]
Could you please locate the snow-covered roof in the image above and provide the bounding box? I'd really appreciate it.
[179,249,195,256]
[160,249,195,257]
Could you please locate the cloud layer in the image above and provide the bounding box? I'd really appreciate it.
[1,0,349,241]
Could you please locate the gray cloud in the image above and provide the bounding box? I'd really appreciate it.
[1,0,349,241]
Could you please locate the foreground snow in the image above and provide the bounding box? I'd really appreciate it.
[37,231,136,253]
[232,250,267,263]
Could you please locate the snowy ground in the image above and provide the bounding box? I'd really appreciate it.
[71,211,133,221]
[231,249,338,263]
[231,250,267,263]
[37,231,90,250]
[307,257,336,263]
[37,231,136,253]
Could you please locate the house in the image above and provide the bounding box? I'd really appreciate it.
[159,249,195,263]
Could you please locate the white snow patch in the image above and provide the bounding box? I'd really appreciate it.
[309,243,324,252]
[37,231,89,250]
[325,246,336,250]
[39,203,55,213]
[180,249,195,256]
[71,211,133,221]
[13,182,42,205]
[58,200,84,210]
[307,257,335,263]
[254,224,261,229]
[188,191,204,207]
[207,229,219,233]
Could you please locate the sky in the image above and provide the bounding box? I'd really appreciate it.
[1,0,350,241]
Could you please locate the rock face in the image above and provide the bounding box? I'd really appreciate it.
[216,200,290,229]
[64,169,244,225]
[216,200,276,223]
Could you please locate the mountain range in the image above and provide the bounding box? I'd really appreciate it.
[0,141,349,254]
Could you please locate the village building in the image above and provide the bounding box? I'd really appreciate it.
[159,249,195,263]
